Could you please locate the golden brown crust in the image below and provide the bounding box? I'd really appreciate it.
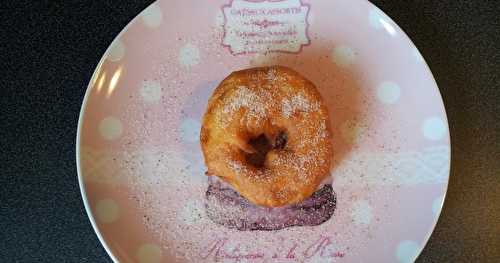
[200,66,333,207]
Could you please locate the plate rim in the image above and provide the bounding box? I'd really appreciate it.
[75,2,160,262]
[367,1,451,261]
[75,0,451,262]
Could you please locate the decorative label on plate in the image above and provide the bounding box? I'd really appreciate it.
[222,0,310,54]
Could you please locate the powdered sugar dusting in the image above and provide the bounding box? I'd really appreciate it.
[333,145,450,187]
[268,149,323,183]
[228,159,247,174]
[282,94,320,118]
[115,68,340,262]
[266,67,277,81]
[77,0,451,260]
[282,98,293,118]
[178,200,206,226]
[222,86,267,126]
[117,148,211,260]
[313,120,329,145]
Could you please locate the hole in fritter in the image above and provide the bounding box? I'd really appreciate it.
[273,131,288,150]
[245,131,288,168]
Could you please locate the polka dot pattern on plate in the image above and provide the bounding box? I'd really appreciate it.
[77,0,451,261]
[396,240,420,263]
[351,200,373,225]
[107,40,125,62]
[141,3,163,28]
[377,81,401,104]
[422,117,447,141]
[180,118,201,143]
[179,43,201,68]
[140,80,162,103]
[95,199,120,223]
[136,244,162,263]
[98,116,123,141]
[332,46,356,67]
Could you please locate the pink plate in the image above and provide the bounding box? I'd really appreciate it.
[77,0,450,262]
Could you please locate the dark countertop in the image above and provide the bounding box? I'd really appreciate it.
[1,1,498,262]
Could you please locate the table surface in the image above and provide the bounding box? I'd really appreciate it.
[1,1,499,262]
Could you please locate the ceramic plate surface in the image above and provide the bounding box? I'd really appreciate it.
[77,0,450,262]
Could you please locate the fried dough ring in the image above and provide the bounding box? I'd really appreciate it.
[200,66,332,207]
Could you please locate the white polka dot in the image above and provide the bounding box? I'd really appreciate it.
[178,200,205,225]
[95,199,120,223]
[107,40,125,62]
[332,46,356,67]
[340,120,366,144]
[99,116,123,140]
[351,200,373,225]
[432,196,444,216]
[179,43,201,68]
[140,80,162,103]
[141,3,163,28]
[377,81,401,104]
[215,10,225,29]
[369,9,396,36]
[396,240,420,263]
[180,118,201,143]
[137,244,162,263]
[422,117,447,141]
